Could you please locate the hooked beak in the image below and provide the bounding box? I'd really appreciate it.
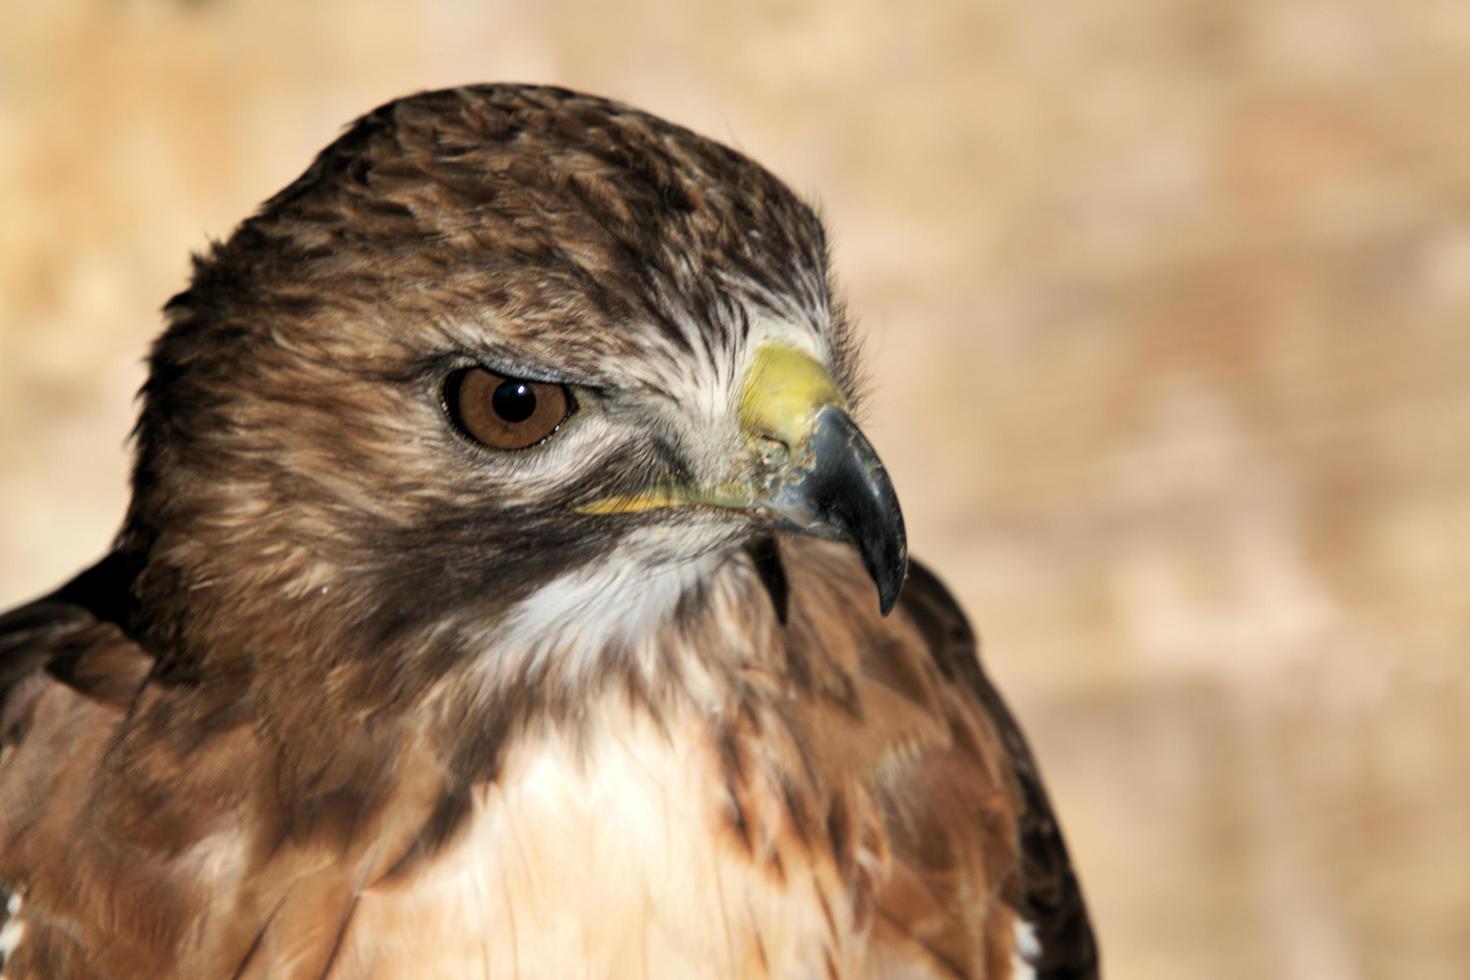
[760,402,908,614]
[580,342,908,614]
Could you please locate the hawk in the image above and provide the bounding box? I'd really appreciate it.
[0,85,1097,978]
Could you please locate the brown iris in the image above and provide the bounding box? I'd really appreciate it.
[445,366,573,450]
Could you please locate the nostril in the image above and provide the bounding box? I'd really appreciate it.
[755,434,790,465]
[757,434,788,452]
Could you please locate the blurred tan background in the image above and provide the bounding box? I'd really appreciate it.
[3,1,1469,976]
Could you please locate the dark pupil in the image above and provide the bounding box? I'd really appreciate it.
[491,380,537,423]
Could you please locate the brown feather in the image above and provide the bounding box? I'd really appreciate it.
[0,83,1096,978]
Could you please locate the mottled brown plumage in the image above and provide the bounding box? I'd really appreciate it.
[0,84,1096,978]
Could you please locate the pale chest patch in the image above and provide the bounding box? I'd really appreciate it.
[339,700,856,979]
[0,891,26,979]
[1011,920,1040,980]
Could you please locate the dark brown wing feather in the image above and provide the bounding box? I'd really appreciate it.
[898,559,1100,979]
[0,554,154,773]
[0,554,454,979]
[0,552,154,976]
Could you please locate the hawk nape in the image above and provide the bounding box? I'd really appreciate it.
[0,84,1098,979]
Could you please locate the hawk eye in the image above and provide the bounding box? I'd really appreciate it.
[445,366,573,450]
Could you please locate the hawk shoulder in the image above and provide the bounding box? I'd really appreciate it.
[764,543,1098,978]
[889,558,1099,980]
[0,553,153,975]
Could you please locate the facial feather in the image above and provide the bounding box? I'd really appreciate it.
[126,87,853,724]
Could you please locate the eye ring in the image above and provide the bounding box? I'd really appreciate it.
[444,366,575,450]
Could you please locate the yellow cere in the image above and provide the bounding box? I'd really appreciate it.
[737,342,845,449]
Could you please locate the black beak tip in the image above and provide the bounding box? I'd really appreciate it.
[864,517,908,616]
[858,493,905,617]
[808,407,910,617]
